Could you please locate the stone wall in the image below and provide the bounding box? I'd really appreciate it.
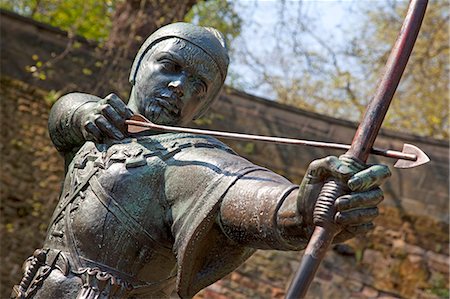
[0,77,65,296]
[1,10,449,299]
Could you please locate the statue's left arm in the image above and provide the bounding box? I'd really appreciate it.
[219,156,391,250]
[166,138,390,296]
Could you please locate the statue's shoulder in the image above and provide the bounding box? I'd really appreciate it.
[68,133,239,172]
[134,133,237,157]
[56,92,101,103]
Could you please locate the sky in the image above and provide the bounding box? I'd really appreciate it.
[226,0,365,99]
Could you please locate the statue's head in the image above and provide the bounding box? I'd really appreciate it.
[128,22,229,125]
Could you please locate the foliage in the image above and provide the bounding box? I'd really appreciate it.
[185,0,242,50]
[362,1,449,139]
[428,272,450,298]
[1,0,242,47]
[0,0,116,42]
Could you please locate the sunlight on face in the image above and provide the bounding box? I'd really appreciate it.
[130,38,222,126]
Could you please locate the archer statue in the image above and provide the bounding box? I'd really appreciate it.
[13,23,390,299]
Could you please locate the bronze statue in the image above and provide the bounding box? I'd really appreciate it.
[13,23,390,299]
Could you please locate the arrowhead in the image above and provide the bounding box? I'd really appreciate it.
[394,143,430,169]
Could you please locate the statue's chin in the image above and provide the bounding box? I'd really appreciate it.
[144,105,178,126]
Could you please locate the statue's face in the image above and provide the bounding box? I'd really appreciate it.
[129,38,222,125]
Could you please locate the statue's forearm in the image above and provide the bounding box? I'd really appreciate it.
[276,190,313,249]
[48,93,100,153]
[219,172,310,251]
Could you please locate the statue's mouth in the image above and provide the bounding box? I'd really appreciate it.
[144,96,181,124]
[154,97,181,117]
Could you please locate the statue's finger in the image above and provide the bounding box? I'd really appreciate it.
[334,207,379,226]
[94,115,124,140]
[84,121,102,143]
[335,189,384,212]
[344,222,375,235]
[333,222,375,243]
[105,93,134,118]
[308,156,348,180]
[316,156,368,180]
[348,165,391,192]
[101,104,126,133]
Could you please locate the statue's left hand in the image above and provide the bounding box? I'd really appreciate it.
[297,156,391,242]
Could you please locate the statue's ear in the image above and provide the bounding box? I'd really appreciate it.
[193,97,215,120]
[194,83,224,120]
[193,107,208,120]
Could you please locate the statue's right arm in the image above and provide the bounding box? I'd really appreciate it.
[48,92,134,155]
[48,92,100,153]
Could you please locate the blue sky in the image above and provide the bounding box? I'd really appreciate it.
[226,0,365,98]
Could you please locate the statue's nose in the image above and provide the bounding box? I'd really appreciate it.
[168,74,186,98]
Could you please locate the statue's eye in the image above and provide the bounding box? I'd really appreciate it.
[193,80,207,95]
[160,59,179,72]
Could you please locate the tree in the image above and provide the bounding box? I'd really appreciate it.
[360,1,449,139]
[185,0,242,48]
[0,0,116,41]
[232,1,448,140]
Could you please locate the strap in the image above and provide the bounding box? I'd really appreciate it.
[64,204,83,271]
[48,166,99,230]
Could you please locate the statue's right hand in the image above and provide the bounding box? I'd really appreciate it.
[81,93,134,142]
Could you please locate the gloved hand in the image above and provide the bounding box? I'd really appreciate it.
[297,155,391,243]
[78,93,134,142]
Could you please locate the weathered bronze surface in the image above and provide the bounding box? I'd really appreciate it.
[13,22,391,299]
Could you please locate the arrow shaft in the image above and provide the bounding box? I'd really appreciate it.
[125,119,417,162]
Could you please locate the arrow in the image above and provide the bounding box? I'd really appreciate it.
[125,114,429,169]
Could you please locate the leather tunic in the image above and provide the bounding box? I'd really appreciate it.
[28,132,301,298]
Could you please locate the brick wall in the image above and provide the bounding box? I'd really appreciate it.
[1,10,448,299]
